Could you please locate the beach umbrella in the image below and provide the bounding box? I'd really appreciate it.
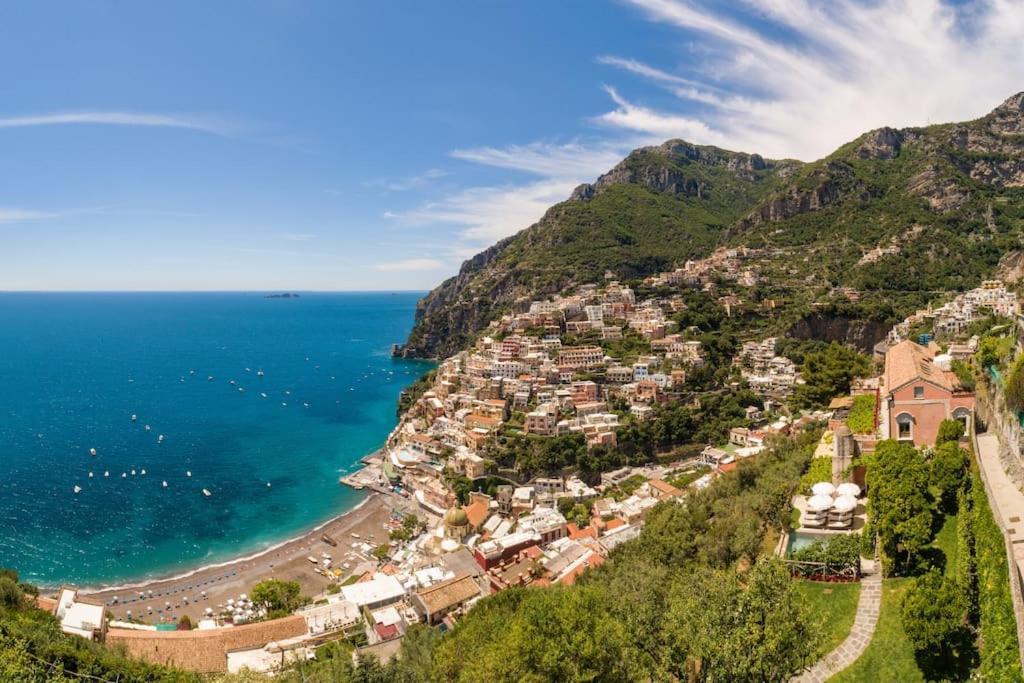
[836,482,861,498]
[811,482,835,497]
[832,495,857,513]
[807,494,833,511]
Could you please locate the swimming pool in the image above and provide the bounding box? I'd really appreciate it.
[786,530,838,554]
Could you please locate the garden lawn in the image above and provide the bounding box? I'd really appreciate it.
[829,579,925,683]
[794,580,861,658]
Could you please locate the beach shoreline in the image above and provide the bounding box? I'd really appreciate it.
[68,493,374,595]
[78,485,419,626]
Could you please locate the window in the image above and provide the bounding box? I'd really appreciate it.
[913,386,924,399]
[896,413,913,440]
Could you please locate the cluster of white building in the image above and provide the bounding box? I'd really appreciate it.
[888,280,1020,343]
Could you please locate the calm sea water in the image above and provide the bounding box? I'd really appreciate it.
[0,292,432,587]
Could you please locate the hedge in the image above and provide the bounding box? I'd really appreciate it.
[971,460,1024,679]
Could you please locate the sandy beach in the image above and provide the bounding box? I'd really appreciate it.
[84,489,419,625]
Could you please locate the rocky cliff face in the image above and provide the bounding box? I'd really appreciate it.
[399,92,1024,360]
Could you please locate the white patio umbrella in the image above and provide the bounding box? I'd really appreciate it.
[807,494,833,511]
[811,481,836,497]
[832,495,857,513]
[836,482,861,498]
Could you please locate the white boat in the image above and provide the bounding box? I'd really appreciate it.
[140,469,146,475]
[257,370,264,377]
[89,447,97,456]
[121,473,127,478]
[303,402,309,408]
[162,481,168,488]
[157,435,164,443]
[131,414,137,422]
[266,482,271,487]
[144,425,151,431]
[131,469,136,476]
[88,472,93,478]
[73,485,81,494]
[104,471,109,477]
[207,376,214,381]
[229,380,236,385]
[281,402,287,407]
[202,488,212,497]
[186,471,192,477]
[238,387,245,393]
[260,393,267,398]
[245,367,251,372]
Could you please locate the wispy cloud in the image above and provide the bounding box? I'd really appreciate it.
[0,208,55,223]
[0,111,234,136]
[374,258,445,272]
[603,0,1024,160]
[274,232,317,242]
[365,168,449,192]
[392,140,629,251]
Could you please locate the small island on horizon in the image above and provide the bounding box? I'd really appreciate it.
[264,292,300,299]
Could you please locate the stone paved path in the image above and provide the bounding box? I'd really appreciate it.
[790,572,882,682]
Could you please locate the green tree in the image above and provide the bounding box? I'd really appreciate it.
[867,440,934,573]
[1006,355,1024,411]
[901,569,966,651]
[664,561,815,681]
[250,579,306,618]
[936,418,965,446]
[930,441,968,510]
[792,342,872,409]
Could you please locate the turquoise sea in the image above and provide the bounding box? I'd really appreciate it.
[0,292,432,587]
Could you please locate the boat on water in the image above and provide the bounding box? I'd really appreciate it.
[186,471,192,477]
[260,392,267,398]
[157,435,164,443]
[257,370,264,377]
[73,485,81,494]
[144,425,151,431]
[89,447,97,456]
[202,488,212,497]
[162,481,168,488]
[104,471,109,477]
[207,376,214,381]
[88,472,93,478]
[131,414,137,422]
[140,469,146,475]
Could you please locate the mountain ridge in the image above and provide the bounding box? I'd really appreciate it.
[398,93,1024,359]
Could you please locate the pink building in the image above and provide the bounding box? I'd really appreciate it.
[882,340,973,447]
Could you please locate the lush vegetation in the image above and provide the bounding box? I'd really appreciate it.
[792,342,873,409]
[0,571,198,682]
[799,456,833,496]
[250,578,309,620]
[846,393,877,434]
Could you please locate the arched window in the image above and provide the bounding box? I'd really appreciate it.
[952,407,971,432]
[896,413,914,441]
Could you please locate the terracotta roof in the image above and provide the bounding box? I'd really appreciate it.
[413,575,481,616]
[884,340,955,392]
[106,615,307,673]
[558,553,605,586]
[462,500,490,529]
[604,518,625,531]
[648,478,683,498]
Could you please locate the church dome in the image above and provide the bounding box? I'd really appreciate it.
[445,507,469,527]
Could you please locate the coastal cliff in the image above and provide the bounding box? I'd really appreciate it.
[399,93,1024,359]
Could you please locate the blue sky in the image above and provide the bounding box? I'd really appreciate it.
[2,1,1022,291]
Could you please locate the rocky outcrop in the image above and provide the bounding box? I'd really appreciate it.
[907,165,970,211]
[786,313,892,354]
[571,139,780,203]
[857,127,903,160]
[732,162,852,231]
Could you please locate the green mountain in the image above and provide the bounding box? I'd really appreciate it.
[398,93,1024,359]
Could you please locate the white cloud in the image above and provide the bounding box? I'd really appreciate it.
[0,208,56,223]
[366,168,450,192]
[605,0,1024,160]
[0,111,232,135]
[374,258,445,272]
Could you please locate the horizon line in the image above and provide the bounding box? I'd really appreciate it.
[0,289,429,294]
